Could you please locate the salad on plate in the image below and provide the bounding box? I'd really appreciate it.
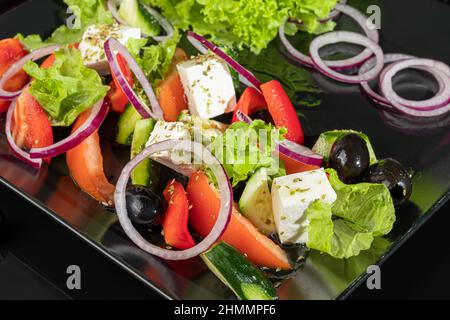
[1,0,448,300]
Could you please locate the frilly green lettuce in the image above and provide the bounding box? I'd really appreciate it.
[144,0,338,54]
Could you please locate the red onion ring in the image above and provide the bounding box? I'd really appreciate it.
[360,54,415,108]
[0,45,59,100]
[186,31,262,91]
[379,59,450,111]
[114,139,232,260]
[28,98,108,159]
[104,37,163,120]
[280,4,379,70]
[379,59,450,117]
[107,0,174,42]
[5,99,42,169]
[277,139,323,167]
[235,111,323,166]
[310,31,384,84]
[235,110,252,124]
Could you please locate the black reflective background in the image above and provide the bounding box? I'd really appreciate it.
[0,0,449,299]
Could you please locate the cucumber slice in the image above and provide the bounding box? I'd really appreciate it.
[201,242,277,300]
[131,118,158,188]
[238,168,275,235]
[119,0,161,36]
[116,104,142,146]
[312,130,377,165]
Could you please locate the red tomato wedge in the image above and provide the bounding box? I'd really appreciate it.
[231,87,268,123]
[281,153,320,175]
[260,80,304,145]
[162,180,196,250]
[66,109,115,206]
[12,88,53,162]
[40,54,56,69]
[187,172,291,270]
[107,53,134,113]
[158,48,188,122]
[0,38,29,113]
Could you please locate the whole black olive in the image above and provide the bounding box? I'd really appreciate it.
[364,158,412,206]
[126,186,165,227]
[329,133,370,183]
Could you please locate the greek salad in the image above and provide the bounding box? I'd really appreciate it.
[1,0,448,300]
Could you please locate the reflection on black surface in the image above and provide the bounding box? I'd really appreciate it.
[309,237,392,295]
[387,201,421,240]
[379,108,450,136]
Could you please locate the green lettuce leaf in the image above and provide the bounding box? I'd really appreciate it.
[23,47,109,127]
[65,0,114,30]
[17,0,113,51]
[209,120,286,186]
[305,168,396,259]
[144,0,338,54]
[126,29,181,86]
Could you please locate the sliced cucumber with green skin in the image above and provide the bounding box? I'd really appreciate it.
[238,168,275,235]
[131,118,157,188]
[312,130,377,165]
[116,104,142,146]
[201,242,277,300]
[119,0,161,36]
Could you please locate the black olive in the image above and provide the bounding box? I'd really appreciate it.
[329,133,370,183]
[364,158,412,206]
[125,185,165,227]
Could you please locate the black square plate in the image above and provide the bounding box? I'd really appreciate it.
[0,0,449,299]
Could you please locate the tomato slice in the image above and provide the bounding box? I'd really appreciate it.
[0,38,29,113]
[261,80,304,145]
[40,54,56,69]
[186,172,292,270]
[107,53,134,113]
[281,153,320,175]
[158,48,188,122]
[11,88,53,163]
[231,87,268,123]
[162,180,196,250]
[66,108,115,206]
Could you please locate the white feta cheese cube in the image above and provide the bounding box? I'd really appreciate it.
[79,23,141,74]
[146,121,192,165]
[271,169,337,245]
[177,55,236,119]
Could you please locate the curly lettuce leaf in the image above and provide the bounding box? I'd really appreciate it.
[17,0,113,51]
[65,0,113,30]
[305,169,396,259]
[23,47,109,127]
[209,120,286,186]
[145,0,338,54]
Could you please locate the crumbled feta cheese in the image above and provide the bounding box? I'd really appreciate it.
[271,169,337,244]
[79,23,140,73]
[146,121,191,165]
[177,55,236,119]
